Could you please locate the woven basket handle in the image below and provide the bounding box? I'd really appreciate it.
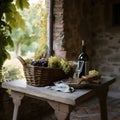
[17,56,27,66]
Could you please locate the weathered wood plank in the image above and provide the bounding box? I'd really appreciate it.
[2,76,115,105]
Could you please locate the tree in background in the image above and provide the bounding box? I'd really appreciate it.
[34,1,48,59]
[11,0,48,57]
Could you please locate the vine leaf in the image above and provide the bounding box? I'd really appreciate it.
[0,0,30,81]
[7,36,14,47]
[16,0,29,10]
[5,3,26,31]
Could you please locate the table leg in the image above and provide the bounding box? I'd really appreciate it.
[11,91,24,120]
[48,100,73,120]
[96,87,109,120]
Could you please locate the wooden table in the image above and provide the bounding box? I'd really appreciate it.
[2,76,115,120]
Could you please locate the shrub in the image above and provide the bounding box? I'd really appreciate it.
[1,59,24,82]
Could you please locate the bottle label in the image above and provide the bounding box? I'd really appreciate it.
[77,61,84,70]
[77,61,89,77]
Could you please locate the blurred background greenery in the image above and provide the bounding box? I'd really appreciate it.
[1,0,48,82]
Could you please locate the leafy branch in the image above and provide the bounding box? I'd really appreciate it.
[0,0,30,82]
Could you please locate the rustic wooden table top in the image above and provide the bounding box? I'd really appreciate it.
[2,76,115,106]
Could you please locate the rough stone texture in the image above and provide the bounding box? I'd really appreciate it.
[63,0,93,61]
[70,96,120,120]
[46,0,66,58]
[46,0,64,51]
[49,0,120,91]
[90,0,120,91]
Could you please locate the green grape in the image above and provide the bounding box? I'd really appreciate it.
[48,56,61,68]
[89,70,100,76]
[25,58,33,64]
[60,59,71,74]
[48,56,71,74]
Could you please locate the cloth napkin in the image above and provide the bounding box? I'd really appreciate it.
[45,81,74,93]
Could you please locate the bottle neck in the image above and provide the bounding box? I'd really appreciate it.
[78,40,88,61]
[81,40,86,52]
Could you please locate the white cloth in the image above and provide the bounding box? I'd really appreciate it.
[46,81,74,93]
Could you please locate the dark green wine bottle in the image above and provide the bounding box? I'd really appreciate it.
[78,40,89,78]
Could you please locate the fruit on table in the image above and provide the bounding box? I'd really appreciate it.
[60,59,71,74]
[28,58,48,67]
[67,69,101,85]
[25,58,33,64]
[89,70,100,76]
[25,56,72,74]
[48,56,71,74]
[48,56,61,68]
[80,70,101,83]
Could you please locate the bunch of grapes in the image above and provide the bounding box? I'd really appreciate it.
[60,59,71,74]
[25,58,33,64]
[29,58,48,67]
[48,56,61,68]
[89,70,100,76]
[48,56,71,74]
[25,56,71,74]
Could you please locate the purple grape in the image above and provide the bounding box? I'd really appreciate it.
[30,59,48,67]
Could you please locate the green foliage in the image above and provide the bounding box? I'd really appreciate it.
[0,0,47,82]
[34,38,48,59]
[0,0,30,81]
[16,0,29,10]
[2,66,24,82]
[34,2,48,59]
[0,19,13,73]
[11,0,48,57]
[5,3,26,31]
[1,58,24,82]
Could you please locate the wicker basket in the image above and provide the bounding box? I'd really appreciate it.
[17,56,73,87]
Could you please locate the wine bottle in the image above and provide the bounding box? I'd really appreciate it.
[77,40,89,78]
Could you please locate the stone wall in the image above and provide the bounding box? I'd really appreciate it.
[64,0,93,60]
[91,0,120,90]
[50,0,120,91]
[46,0,68,59]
